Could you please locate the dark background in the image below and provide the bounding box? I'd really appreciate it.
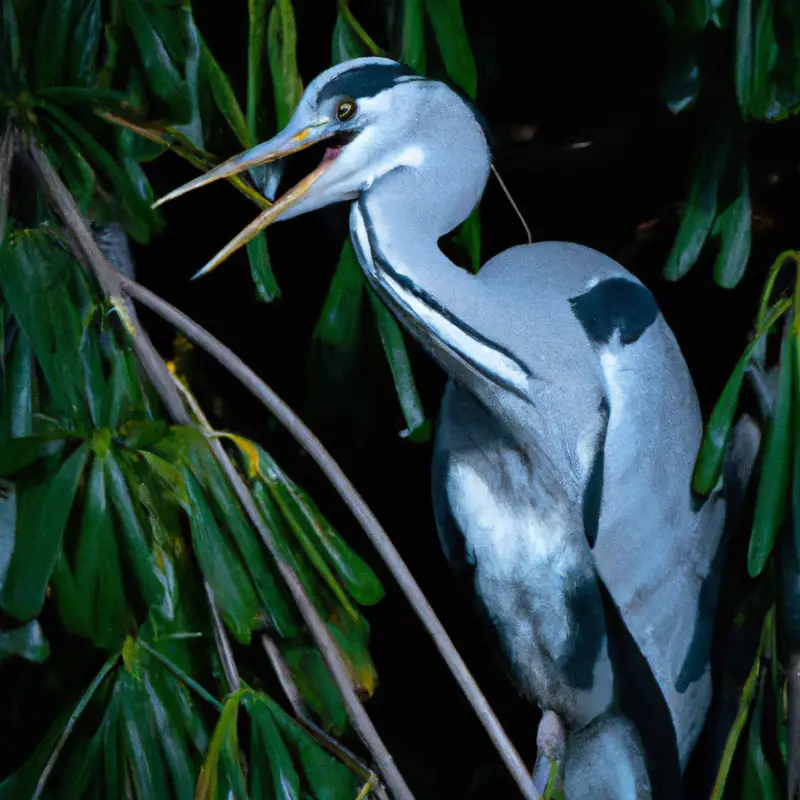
[132,1,800,796]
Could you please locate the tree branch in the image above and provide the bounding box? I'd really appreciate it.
[28,138,415,800]
[119,276,540,800]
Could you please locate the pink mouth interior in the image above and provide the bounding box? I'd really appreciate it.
[323,145,342,162]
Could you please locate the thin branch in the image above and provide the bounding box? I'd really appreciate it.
[261,633,306,718]
[119,278,540,799]
[205,580,241,693]
[32,654,119,800]
[28,137,415,800]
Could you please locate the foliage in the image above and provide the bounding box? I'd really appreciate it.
[1,0,800,797]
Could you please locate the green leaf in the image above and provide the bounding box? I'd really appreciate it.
[247,233,281,302]
[455,206,481,273]
[247,694,301,800]
[46,117,97,213]
[0,433,71,478]
[174,4,204,151]
[34,0,72,88]
[735,0,754,114]
[331,15,369,63]
[710,610,771,799]
[0,478,16,589]
[748,322,794,577]
[5,330,32,439]
[0,619,50,663]
[121,0,191,123]
[289,484,384,606]
[247,0,269,144]
[664,123,728,281]
[712,160,751,289]
[0,0,23,90]
[0,443,89,621]
[198,34,249,148]
[752,0,779,119]
[368,290,430,441]
[183,471,260,644]
[308,239,365,411]
[0,126,13,250]
[191,446,297,637]
[742,671,780,798]
[424,0,477,99]
[196,693,243,800]
[401,0,427,73]
[106,451,165,613]
[69,0,101,86]
[36,86,132,114]
[282,646,348,734]
[267,695,357,799]
[268,0,303,130]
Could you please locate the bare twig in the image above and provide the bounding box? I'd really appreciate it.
[119,278,540,799]
[32,655,119,800]
[261,634,306,717]
[28,137,415,800]
[205,581,241,693]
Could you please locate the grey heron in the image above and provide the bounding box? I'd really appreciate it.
[155,57,757,798]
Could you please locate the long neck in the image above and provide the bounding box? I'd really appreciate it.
[349,168,532,401]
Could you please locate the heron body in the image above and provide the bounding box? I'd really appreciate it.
[156,56,749,798]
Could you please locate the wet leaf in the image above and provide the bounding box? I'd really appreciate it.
[712,161,751,289]
[0,433,72,478]
[34,0,72,88]
[121,0,191,123]
[198,34,249,148]
[106,451,164,613]
[752,0,779,119]
[424,0,477,99]
[267,695,357,799]
[268,0,303,130]
[735,0,754,114]
[664,123,728,281]
[742,671,780,797]
[401,0,426,73]
[247,233,281,302]
[5,330,32,439]
[369,290,430,441]
[0,619,50,663]
[0,443,89,621]
[69,0,101,86]
[174,4,204,151]
[282,645,348,734]
[183,470,260,644]
[196,692,243,800]
[748,322,793,577]
[290,484,384,605]
[247,694,301,800]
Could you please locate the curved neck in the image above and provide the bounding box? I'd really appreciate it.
[349,170,532,401]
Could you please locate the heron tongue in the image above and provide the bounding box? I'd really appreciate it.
[323,145,342,161]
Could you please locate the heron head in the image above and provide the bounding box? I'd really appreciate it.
[153,57,489,278]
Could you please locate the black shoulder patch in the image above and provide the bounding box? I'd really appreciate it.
[559,576,607,690]
[317,63,420,104]
[569,277,659,346]
[583,397,609,548]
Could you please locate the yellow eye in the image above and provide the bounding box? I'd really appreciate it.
[336,98,357,122]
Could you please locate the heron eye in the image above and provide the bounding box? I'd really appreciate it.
[336,98,357,122]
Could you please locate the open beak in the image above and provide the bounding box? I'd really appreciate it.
[151,120,338,279]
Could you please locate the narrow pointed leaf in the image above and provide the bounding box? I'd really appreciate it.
[369,290,430,441]
[712,161,751,288]
[247,0,269,144]
[198,34,249,148]
[0,433,71,478]
[0,619,50,663]
[248,695,301,800]
[748,323,794,577]
[752,0,779,119]
[0,443,89,621]
[121,0,191,123]
[424,0,477,99]
[69,0,101,85]
[735,0,754,114]
[183,471,260,644]
[331,15,369,63]
[268,0,303,130]
[34,0,73,88]
[195,693,241,800]
[106,452,164,612]
[175,4,204,150]
[6,329,32,439]
[664,125,728,281]
[401,0,426,73]
[282,646,348,734]
[247,233,281,302]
